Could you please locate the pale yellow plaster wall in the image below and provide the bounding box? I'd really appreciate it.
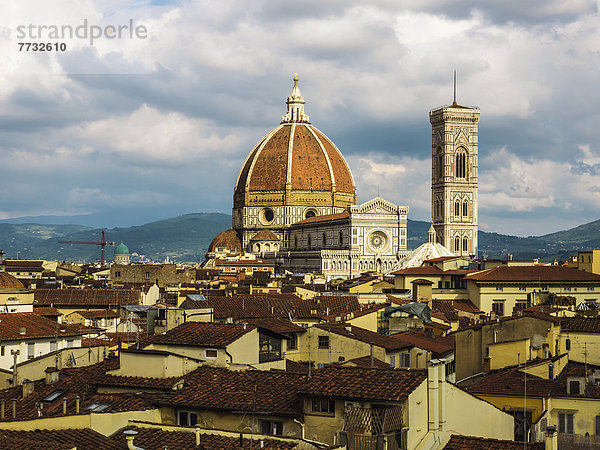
[303,398,345,445]
[444,384,514,441]
[548,396,600,437]
[406,381,429,450]
[474,393,546,424]
[488,339,531,370]
[560,332,600,366]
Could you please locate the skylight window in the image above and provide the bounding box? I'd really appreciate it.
[41,389,66,403]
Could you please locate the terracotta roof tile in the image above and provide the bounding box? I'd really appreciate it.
[182,294,323,321]
[151,321,255,348]
[292,211,349,225]
[302,366,426,401]
[561,317,600,333]
[388,331,454,356]
[167,366,306,417]
[112,426,298,449]
[343,355,391,368]
[0,272,25,288]
[466,265,600,282]
[208,229,243,253]
[34,288,141,307]
[244,318,306,334]
[250,229,281,241]
[443,435,544,449]
[0,428,117,450]
[0,313,85,340]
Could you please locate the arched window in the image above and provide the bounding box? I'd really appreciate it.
[463,201,469,217]
[455,151,466,178]
[307,235,311,248]
[265,243,271,252]
[332,260,336,270]
[455,201,460,217]
[339,232,343,246]
[463,237,468,252]
[294,236,298,248]
[455,237,460,252]
[254,243,260,252]
[323,233,327,246]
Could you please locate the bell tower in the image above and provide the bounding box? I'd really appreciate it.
[430,77,480,257]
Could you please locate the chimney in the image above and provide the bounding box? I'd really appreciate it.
[545,426,558,450]
[45,367,60,385]
[427,361,439,434]
[195,425,201,447]
[19,327,26,336]
[21,379,34,398]
[75,396,80,414]
[62,398,67,415]
[483,357,491,374]
[123,429,138,450]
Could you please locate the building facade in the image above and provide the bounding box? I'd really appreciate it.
[430,101,480,257]
[218,76,408,279]
[281,197,408,278]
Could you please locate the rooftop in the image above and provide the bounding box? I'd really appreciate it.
[150,321,255,348]
[302,365,426,402]
[465,265,600,282]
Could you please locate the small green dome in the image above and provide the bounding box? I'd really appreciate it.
[114,242,129,255]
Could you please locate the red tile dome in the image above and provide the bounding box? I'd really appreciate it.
[0,272,24,289]
[208,229,242,254]
[234,76,355,198]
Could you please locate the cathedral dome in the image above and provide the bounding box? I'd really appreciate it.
[234,76,355,201]
[0,272,24,289]
[208,229,243,254]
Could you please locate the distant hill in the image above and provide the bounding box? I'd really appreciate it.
[0,213,231,263]
[0,213,597,263]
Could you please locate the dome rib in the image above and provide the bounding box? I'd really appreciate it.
[307,125,336,189]
[241,124,285,193]
[285,123,296,188]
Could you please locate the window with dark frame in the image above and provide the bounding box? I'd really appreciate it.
[178,411,198,426]
[318,335,329,349]
[559,413,574,434]
[311,398,335,414]
[259,419,283,435]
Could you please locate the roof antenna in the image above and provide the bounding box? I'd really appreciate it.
[453,70,457,105]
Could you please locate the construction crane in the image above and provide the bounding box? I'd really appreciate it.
[58,230,115,266]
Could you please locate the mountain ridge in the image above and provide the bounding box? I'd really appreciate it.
[0,212,597,264]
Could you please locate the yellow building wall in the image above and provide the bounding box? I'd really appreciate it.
[89,409,162,436]
[560,332,600,366]
[406,381,429,450]
[303,398,345,445]
[292,328,388,366]
[347,311,379,332]
[522,354,568,380]
[164,408,301,438]
[444,383,514,441]
[473,393,546,424]
[470,282,600,316]
[488,339,531,371]
[548,397,600,437]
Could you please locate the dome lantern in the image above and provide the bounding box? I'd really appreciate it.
[281,74,310,124]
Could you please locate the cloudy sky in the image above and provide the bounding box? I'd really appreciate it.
[0,0,599,236]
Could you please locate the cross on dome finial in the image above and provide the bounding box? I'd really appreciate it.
[282,74,310,123]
